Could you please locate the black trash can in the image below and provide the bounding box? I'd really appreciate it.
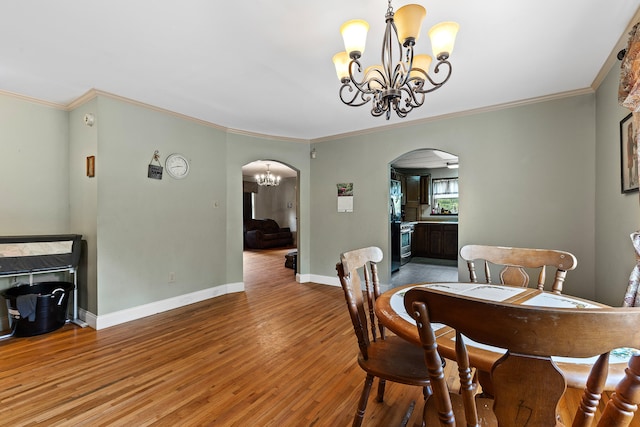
[1,281,73,337]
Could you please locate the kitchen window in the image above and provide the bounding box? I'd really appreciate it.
[432,178,458,214]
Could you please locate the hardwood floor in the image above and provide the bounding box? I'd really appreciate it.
[0,248,637,426]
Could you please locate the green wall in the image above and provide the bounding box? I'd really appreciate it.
[66,96,312,317]
[94,97,229,314]
[0,95,69,234]
[310,94,598,299]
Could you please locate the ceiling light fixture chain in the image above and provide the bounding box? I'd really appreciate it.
[333,0,459,120]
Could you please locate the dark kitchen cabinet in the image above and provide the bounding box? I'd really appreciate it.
[442,224,458,258]
[394,172,431,221]
[428,225,443,255]
[419,175,430,205]
[406,176,420,203]
[412,223,458,260]
[413,223,429,257]
[404,176,420,221]
[406,174,430,205]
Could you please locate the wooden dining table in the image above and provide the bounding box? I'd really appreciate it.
[374,282,636,390]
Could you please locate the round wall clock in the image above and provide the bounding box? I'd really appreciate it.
[165,153,190,179]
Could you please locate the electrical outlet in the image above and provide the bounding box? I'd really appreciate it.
[168,272,176,283]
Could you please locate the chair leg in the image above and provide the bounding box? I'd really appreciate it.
[376,378,387,402]
[422,385,431,401]
[420,398,428,427]
[417,385,432,427]
[353,374,375,427]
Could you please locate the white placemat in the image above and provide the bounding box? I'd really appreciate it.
[521,293,600,309]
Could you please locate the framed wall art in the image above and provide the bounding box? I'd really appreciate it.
[86,156,95,178]
[620,113,639,193]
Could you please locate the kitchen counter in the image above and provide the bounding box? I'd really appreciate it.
[403,219,458,225]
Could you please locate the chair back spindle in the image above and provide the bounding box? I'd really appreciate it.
[460,244,577,294]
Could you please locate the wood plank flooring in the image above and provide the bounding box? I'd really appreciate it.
[0,248,637,426]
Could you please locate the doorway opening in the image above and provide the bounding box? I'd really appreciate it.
[389,149,460,287]
[241,160,299,279]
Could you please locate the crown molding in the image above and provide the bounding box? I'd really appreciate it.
[225,127,309,144]
[0,85,596,145]
[67,88,230,132]
[310,87,595,143]
[1,87,311,144]
[0,89,67,109]
[65,88,97,110]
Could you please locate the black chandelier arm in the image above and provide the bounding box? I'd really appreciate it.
[400,84,425,109]
[391,96,410,118]
[367,66,387,92]
[371,105,386,117]
[338,82,371,107]
[382,18,413,90]
[390,61,409,89]
[369,85,419,119]
[413,59,453,94]
[347,58,379,95]
[394,107,409,118]
[340,58,396,108]
[394,44,414,89]
[384,85,420,119]
[370,92,389,117]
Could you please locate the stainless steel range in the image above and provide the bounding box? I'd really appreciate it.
[400,223,414,265]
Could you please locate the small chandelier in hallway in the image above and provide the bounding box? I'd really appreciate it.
[255,164,281,187]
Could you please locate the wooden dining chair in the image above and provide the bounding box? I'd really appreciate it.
[336,246,431,427]
[459,244,578,294]
[404,286,640,427]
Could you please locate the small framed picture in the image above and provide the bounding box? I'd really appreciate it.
[86,156,95,178]
[620,113,639,193]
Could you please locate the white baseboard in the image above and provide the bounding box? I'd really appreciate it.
[78,308,97,329]
[304,274,340,287]
[73,274,393,331]
[81,282,245,330]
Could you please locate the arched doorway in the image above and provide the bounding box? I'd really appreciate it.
[389,149,459,286]
[241,160,299,278]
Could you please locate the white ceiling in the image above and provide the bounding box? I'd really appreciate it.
[392,149,458,169]
[243,160,297,180]
[1,1,639,141]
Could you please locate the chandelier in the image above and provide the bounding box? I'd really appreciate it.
[255,164,281,187]
[333,1,459,120]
